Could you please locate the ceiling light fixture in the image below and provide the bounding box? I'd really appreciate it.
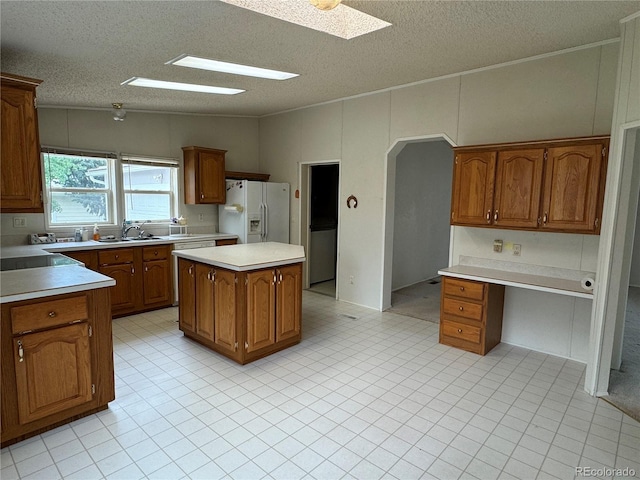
[310,0,341,11]
[166,54,299,80]
[121,77,244,95]
[112,103,126,121]
[219,0,391,40]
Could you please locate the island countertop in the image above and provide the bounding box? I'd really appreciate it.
[172,242,305,271]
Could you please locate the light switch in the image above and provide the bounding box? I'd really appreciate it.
[493,239,503,253]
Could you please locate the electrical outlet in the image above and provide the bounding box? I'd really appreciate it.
[13,217,26,228]
[513,244,521,256]
[349,275,354,284]
[493,239,503,253]
[198,213,204,222]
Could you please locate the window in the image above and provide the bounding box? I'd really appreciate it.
[42,148,179,228]
[122,155,179,222]
[42,148,116,226]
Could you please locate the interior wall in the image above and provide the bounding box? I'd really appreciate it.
[628,196,640,287]
[392,141,452,290]
[260,42,617,310]
[0,109,260,245]
[590,12,640,395]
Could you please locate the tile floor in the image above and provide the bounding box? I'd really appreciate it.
[1,291,639,480]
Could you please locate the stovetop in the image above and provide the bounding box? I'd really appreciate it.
[0,254,82,272]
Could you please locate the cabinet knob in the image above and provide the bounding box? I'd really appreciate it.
[154,250,158,256]
[48,311,56,318]
[115,255,119,260]
[459,286,465,292]
[145,266,148,272]
[457,328,462,334]
[201,193,205,199]
[188,265,193,275]
[459,306,463,311]
[543,212,548,224]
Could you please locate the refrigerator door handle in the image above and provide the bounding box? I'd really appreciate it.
[264,203,269,241]
[260,203,265,241]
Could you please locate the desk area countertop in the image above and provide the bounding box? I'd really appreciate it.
[438,256,595,299]
[172,242,305,271]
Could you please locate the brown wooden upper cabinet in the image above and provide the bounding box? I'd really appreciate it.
[182,146,226,204]
[451,136,609,234]
[1,73,44,213]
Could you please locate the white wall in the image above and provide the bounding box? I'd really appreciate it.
[260,42,617,311]
[392,141,453,290]
[629,199,640,287]
[590,12,640,394]
[0,109,260,245]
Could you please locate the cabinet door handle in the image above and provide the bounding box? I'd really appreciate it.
[48,311,56,318]
[494,210,499,221]
[273,273,277,284]
[188,265,193,275]
[131,266,135,275]
[154,250,158,256]
[201,193,205,199]
[145,266,148,272]
[486,210,491,222]
[279,273,283,283]
[17,340,24,362]
[543,212,548,224]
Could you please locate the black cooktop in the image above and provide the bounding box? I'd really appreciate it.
[0,254,82,271]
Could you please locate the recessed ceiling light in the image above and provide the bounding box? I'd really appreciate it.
[219,0,391,40]
[167,54,299,80]
[121,77,244,95]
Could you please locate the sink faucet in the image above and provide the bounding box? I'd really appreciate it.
[121,219,141,239]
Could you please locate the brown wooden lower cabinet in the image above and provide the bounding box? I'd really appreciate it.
[439,277,504,355]
[178,258,302,364]
[1,288,114,447]
[65,245,173,318]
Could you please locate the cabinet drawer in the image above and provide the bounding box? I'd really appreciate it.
[216,238,237,246]
[143,245,169,261]
[11,294,89,334]
[442,297,483,321]
[443,278,485,301]
[441,320,481,344]
[98,248,134,266]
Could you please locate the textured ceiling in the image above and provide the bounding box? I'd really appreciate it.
[2,1,639,117]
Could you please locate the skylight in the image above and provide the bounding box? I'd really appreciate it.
[219,0,391,40]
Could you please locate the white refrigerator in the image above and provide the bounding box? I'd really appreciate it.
[218,180,290,244]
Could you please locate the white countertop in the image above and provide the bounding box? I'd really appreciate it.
[439,256,595,299]
[173,242,305,271]
[1,266,115,303]
[0,233,236,303]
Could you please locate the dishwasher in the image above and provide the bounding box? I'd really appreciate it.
[172,240,216,304]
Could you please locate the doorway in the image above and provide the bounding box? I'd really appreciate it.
[381,135,455,316]
[386,140,454,321]
[606,127,640,420]
[300,161,340,298]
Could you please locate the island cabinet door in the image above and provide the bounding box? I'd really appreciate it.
[246,269,276,353]
[13,322,93,424]
[195,264,215,341]
[214,269,237,354]
[276,264,302,342]
[178,259,196,332]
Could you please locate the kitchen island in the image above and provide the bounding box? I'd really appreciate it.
[173,242,305,364]
[0,259,116,447]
